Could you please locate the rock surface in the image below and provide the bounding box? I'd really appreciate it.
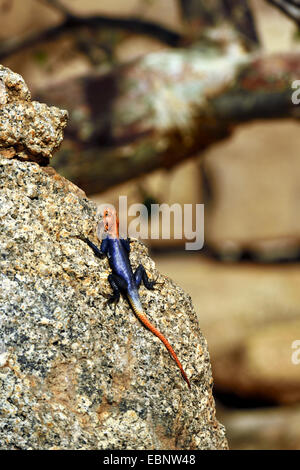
[0,65,68,163]
[0,156,227,449]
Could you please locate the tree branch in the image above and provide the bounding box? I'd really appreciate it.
[266,0,300,24]
[0,12,183,61]
[35,44,300,194]
[177,0,259,46]
[222,0,260,45]
[37,0,76,18]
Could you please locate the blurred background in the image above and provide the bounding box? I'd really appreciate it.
[1,0,300,449]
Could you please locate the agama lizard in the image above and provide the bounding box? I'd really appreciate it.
[81,207,190,389]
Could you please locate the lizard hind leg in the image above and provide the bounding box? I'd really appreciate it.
[106,274,127,309]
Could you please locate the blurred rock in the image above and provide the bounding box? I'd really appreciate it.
[0,155,228,450]
[214,319,300,404]
[218,404,300,450]
[0,64,68,163]
[203,121,300,261]
[154,255,300,404]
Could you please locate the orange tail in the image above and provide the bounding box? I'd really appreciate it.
[129,298,191,388]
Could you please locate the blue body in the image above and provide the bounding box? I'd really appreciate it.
[101,236,141,306]
[87,233,191,387]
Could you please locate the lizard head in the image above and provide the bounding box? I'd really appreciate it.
[97,206,119,239]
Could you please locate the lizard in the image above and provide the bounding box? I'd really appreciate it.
[80,206,191,389]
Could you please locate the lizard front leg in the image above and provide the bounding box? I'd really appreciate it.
[80,236,108,258]
[134,264,156,290]
[120,238,131,253]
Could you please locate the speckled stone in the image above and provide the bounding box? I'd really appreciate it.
[0,65,68,162]
[0,156,228,450]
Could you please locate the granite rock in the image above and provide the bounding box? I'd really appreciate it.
[0,156,227,450]
[0,65,68,163]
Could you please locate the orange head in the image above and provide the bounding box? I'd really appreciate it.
[98,206,119,239]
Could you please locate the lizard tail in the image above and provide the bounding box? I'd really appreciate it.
[128,296,191,389]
